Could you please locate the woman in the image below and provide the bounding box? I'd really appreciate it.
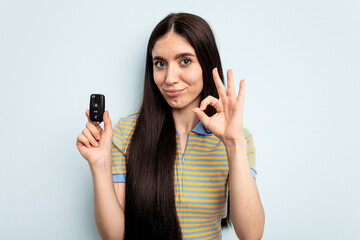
[77,12,264,240]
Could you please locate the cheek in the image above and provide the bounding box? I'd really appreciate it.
[189,71,203,91]
[184,66,203,86]
[153,71,163,87]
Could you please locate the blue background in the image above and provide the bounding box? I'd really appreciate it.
[1,0,359,239]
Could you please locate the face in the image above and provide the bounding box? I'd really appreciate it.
[152,32,203,110]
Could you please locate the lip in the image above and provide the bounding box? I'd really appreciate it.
[165,88,185,97]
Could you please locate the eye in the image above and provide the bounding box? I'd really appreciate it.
[181,58,191,65]
[154,61,166,68]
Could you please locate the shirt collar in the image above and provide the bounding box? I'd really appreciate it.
[191,120,213,136]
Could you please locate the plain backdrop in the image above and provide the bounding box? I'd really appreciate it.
[1,0,359,239]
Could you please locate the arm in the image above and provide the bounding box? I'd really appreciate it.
[90,161,125,240]
[192,68,265,239]
[226,140,265,240]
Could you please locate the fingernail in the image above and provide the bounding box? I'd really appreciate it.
[94,141,99,147]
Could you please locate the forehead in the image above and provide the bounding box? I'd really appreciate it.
[152,32,196,56]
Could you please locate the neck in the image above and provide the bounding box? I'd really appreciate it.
[172,97,200,134]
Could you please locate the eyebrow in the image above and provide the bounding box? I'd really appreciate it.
[152,52,196,61]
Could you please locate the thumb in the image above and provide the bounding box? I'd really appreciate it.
[103,110,113,134]
[192,107,210,128]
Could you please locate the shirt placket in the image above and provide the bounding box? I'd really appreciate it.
[176,133,183,205]
[177,131,191,206]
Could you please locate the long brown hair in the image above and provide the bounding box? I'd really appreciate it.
[125,12,230,239]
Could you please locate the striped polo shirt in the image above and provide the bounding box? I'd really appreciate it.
[111,114,257,240]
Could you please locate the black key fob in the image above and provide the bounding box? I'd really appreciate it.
[89,94,105,123]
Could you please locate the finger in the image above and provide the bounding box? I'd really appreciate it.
[82,128,99,147]
[200,95,223,113]
[103,111,113,134]
[86,109,103,133]
[227,69,236,98]
[192,107,211,128]
[77,133,92,148]
[86,121,102,140]
[86,109,100,126]
[213,68,227,99]
[237,79,245,104]
[85,109,90,121]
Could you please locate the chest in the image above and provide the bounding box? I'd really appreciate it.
[179,133,188,155]
[174,132,230,233]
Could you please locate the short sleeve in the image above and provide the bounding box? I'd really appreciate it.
[111,118,127,182]
[243,128,257,181]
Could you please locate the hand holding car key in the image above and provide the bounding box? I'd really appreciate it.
[76,94,114,167]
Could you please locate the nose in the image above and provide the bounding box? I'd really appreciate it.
[165,64,179,85]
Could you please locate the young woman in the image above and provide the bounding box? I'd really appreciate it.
[77,12,265,240]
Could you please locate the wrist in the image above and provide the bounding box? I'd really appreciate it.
[89,155,112,172]
[223,138,247,149]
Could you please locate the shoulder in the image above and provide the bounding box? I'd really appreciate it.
[115,113,139,129]
[113,113,139,139]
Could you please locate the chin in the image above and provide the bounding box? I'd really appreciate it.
[168,103,183,109]
[166,100,186,109]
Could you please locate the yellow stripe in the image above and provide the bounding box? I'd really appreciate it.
[112,165,126,169]
[122,128,135,135]
[175,202,225,208]
[174,181,225,186]
[178,216,217,222]
[175,186,227,192]
[111,153,125,158]
[194,231,221,240]
[181,224,219,233]
[182,227,220,238]
[113,131,123,141]
[181,166,228,170]
[182,156,227,160]
[175,176,227,181]
[177,170,228,176]
[178,213,223,217]
[113,137,123,147]
[184,142,222,148]
[188,136,222,144]
[185,146,226,151]
[247,151,255,158]
[179,217,218,227]
[181,161,228,165]
[175,191,225,197]
[175,197,226,203]
[181,150,227,155]
[247,142,254,147]
[248,161,256,170]
[176,207,225,214]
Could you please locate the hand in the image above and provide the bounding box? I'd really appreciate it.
[192,67,246,145]
[76,109,113,167]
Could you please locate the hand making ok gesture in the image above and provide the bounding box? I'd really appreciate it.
[192,67,246,146]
